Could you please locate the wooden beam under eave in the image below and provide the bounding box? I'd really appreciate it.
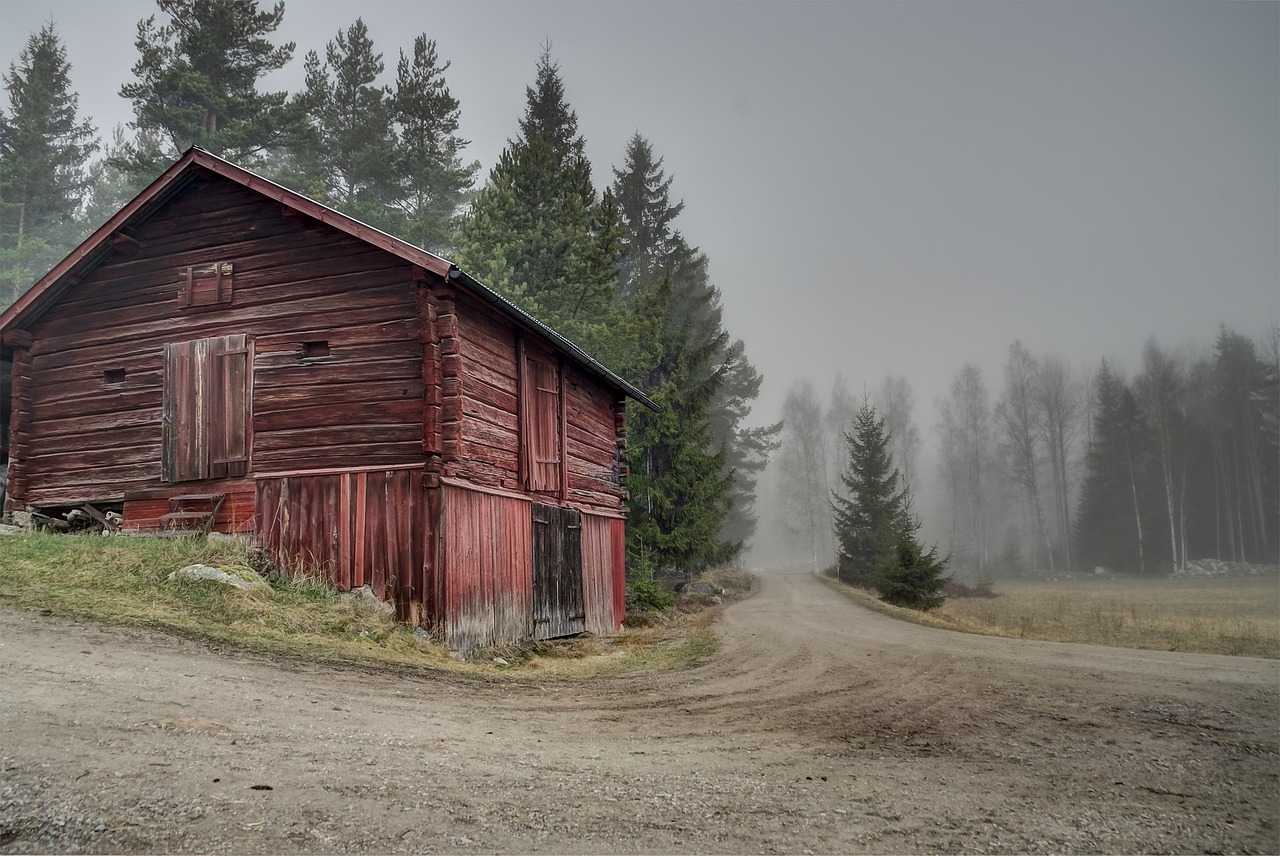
[110,233,140,257]
[2,329,32,349]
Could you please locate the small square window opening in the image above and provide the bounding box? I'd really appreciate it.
[302,341,330,358]
[104,368,127,385]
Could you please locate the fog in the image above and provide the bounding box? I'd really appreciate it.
[2,1,1276,562]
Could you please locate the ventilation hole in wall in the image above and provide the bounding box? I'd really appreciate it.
[104,368,126,384]
[302,341,330,358]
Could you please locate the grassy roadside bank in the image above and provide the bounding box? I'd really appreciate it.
[821,573,1280,658]
[0,532,741,679]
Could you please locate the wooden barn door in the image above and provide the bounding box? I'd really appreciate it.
[531,502,585,639]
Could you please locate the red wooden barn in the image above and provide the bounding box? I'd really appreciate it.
[0,147,655,650]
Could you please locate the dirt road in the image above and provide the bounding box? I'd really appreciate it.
[2,569,1277,854]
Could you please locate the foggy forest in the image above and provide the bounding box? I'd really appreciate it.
[1,0,1276,588]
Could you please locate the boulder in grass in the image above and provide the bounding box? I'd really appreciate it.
[168,563,270,591]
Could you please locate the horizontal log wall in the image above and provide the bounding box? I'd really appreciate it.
[453,296,520,489]
[15,172,428,508]
[563,367,626,509]
[452,292,625,513]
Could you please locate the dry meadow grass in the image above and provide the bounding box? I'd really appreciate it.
[826,573,1280,658]
[0,532,726,679]
[940,575,1280,658]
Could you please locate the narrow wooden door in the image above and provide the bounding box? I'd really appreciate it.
[531,503,585,639]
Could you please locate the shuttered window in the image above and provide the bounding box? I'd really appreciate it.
[519,347,564,495]
[181,262,234,307]
[163,334,250,482]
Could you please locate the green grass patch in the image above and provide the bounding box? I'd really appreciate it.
[0,532,729,679]
[822,573,1280,658]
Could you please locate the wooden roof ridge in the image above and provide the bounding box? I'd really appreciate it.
[0,146,657,410]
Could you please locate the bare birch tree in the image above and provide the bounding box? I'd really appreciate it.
[874,375,921,491]
[1034,355,1083,570]
[935,364,997,572]
[776,379,833,570]
[996,341,1054,573]
[1136,339,1186,574]
[825,373,859,489]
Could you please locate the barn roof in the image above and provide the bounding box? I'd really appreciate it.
[0,147,657,410]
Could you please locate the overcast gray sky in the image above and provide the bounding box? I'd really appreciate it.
[2,0,1277,447]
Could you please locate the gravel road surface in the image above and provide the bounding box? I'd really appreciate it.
[2,569,1276,853]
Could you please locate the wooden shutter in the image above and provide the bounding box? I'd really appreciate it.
[208,334,249,478]
[163,334,250,483]
[162,340,207,482]
[183,262,234,307]
[524,355,561,493]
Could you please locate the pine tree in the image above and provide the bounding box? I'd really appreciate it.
[0,22,98,306]
[454,47,624,364]
[388,36,478,254]
[292,18,397,225]
[832,404,908,586]
[118,0,296,166]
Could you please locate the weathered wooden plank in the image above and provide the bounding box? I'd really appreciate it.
[254,379,422,413]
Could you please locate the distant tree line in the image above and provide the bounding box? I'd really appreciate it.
[0,1,780,580]
[778,325,1278,582]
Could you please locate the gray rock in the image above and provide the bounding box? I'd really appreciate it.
[168,563,270,591]
[12,511,34,530]
[339,584,395,617]
[0,523,22,535]
[207,531,250,547]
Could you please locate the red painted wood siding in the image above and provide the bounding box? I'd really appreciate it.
[256,467,425,609]
[440,482,532,651]
[611,517,626,627]
[14,172,426,507]
[581,511,624,635]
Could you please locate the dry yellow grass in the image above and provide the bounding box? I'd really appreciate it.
[0,532,721,679]
[825,574,1280,658]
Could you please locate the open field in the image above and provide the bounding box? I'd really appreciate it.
[827,573,1280,658]
[0,532,723,679]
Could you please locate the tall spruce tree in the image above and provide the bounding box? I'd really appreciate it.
[612,133,778,557]
[388,36,478,254]
[832,404,908,586]
[625,274,734,576]
[0,22,98,307]
[1206,328,1278,563]
[454,47,624,364]
[119,0,296,168]
[1075,361,1151,574]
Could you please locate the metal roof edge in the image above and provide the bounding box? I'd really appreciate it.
[446,267,659,411]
